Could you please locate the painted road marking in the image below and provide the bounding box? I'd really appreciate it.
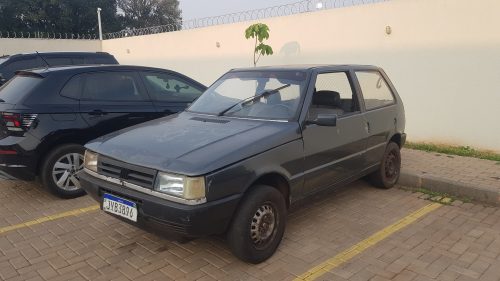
[0,205,100,235]
[294,202,442,281]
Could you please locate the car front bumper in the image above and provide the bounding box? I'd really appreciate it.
[79,171,242,238]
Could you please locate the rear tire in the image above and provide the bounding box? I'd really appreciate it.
[40,144,86,198]
[227,185,287,264]
[369,142,401,189]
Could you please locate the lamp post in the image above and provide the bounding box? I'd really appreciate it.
[97,7,103,40]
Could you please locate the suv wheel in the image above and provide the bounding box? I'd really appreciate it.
[40,144,86,198]
[369,142,401,189]
[227,185,286,264]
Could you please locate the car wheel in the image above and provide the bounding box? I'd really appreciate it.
[40,144,86,198]
[369,142,401,189]
[227,185,287,264]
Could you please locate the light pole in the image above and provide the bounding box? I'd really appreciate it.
[97,7,103,40]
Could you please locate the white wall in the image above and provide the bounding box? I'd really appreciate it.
[102,0,500,152]
[0,38,101,55]
[1,0,495,151]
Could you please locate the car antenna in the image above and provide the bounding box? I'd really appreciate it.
[36,51,51,69]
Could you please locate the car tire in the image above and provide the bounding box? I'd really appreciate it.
[40,144,86,198]
[369,142,401,189]
[227,185,287,264]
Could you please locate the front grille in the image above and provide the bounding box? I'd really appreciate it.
[97,156,157,189]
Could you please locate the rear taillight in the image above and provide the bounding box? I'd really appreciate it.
[1,112,38,133]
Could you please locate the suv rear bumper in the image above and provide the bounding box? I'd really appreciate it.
[0,136,38,180]
[79,171,242,238]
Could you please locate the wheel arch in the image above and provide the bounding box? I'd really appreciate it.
[389,133,403,148]
[245,172,291,209]
[35,132,90,175]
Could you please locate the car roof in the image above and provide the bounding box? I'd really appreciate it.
[230,64,381,72]
[16,65,177,77]
[6,52,113,58]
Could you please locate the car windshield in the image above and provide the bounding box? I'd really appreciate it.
[188,70,308,120]
[0,57,8,65]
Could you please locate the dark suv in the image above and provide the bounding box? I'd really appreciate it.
[80,65,405,263]
[0,65,206,197]
[0,52,118,86]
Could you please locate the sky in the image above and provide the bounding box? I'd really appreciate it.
[179,0,301,20]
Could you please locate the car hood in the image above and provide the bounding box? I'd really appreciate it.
[86,112,301,176]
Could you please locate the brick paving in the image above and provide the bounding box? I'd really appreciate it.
[402,148,500,191]
[1,179,500,280]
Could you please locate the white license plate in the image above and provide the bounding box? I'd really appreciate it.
[103,193,138,222]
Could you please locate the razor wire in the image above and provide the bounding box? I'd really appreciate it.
[104,0,388,39]
[0,0,388,40]
[0,31,98,40]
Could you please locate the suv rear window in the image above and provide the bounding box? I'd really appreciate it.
[0,75,42,104]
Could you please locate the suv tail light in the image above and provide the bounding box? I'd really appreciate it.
[1,112,38,133]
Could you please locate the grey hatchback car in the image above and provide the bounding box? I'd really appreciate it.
[80,65,406,263]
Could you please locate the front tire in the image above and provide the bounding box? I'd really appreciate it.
[227,185,287,264]
[40,144,86,198]
[369,142,401,189]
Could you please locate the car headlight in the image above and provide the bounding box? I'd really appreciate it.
[155,172,205,200]
[84,150,98,172]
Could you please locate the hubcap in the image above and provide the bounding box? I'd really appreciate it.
[250,204,277,249]
[52,153,83,191]
[385,151,399,180]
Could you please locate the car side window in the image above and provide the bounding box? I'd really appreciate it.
[45,57,73,66]
[141,72,203,102]
[60,75,83,99]
[356,71,395,110]
[84,56,115,64]
[309,72,359,119]
[71,57,84,65]
[81,72,145,101]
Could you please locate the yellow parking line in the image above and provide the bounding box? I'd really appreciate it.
[0,205,100,235]
[294,202,442,281]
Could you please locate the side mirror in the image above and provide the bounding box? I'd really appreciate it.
[307,114,337,127]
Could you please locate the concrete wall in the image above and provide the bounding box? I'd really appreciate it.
[1,0,496,151]
[102,0,500,152]
[0,39,101,56]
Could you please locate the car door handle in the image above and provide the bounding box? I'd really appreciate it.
[365,122,371,134]
[88,110,107,116]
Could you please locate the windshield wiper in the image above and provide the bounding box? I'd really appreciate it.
[217,84,290,116]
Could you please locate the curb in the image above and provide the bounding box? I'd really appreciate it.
[399,169,500,205]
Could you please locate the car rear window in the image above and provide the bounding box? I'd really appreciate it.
[0,75,42,104]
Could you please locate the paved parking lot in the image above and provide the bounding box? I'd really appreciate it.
[1,179,500,281]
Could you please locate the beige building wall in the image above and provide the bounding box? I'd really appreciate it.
[1,0,496,151]
[102,0,500,152]
[0,39,101,55]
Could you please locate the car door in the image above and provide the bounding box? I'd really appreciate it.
[355,70,399,167]
[79,71,157,137]
[301,70,368,194]
[140,71,205,115]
